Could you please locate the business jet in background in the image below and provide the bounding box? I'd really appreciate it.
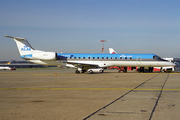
[0,66,15,70]
[109,48,175,72]
[5,36,175,74]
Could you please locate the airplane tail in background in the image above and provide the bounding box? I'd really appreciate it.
[4,36,56,60]
[109,48,117,54]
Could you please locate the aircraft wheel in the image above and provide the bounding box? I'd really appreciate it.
[123,70,127,73]
[140,67,144,73]
[123,67,127,73]
[149,67,153,73]
[75,70,80,74]
[160,67,164,73]
[89,70,93,74]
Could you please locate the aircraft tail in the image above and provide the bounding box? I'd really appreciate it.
[5,36,56,60]
[109,48,117,54]
[4,36,36,56]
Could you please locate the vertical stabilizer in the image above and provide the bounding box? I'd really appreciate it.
[5,36,54,60]
[4,36,35,56]
[109,48,117,54]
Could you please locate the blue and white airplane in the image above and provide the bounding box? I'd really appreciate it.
[5,36,175,73]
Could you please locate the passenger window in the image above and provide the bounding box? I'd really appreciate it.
[115,57,117,59]
[106,57,108,59]
[111,57,113,59]
[130,57,132,59]
[97,57,99,59]
[125,57,127,59]
[102,57,104,59]
[79,57,81,59]
[74,57,76,59]
[120,57,122,59]
[83,57,85,59]
[93,57,95,59]
[88,57,90,59]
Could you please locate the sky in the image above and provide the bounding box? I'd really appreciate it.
[0,0,180,60]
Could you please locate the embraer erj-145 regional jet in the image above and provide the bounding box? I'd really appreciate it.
[5,36,175,73]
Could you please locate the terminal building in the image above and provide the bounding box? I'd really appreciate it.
[0,60,45,68]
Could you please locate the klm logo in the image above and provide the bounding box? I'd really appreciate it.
[21,46,31,51]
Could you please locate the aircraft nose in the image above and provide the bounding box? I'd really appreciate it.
[170,62,176,66]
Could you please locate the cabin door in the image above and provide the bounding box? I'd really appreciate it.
[136,56,141,65]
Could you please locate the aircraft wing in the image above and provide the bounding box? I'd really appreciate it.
[66,61,99,68]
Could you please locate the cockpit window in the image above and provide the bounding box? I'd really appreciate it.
[153,56,161,59]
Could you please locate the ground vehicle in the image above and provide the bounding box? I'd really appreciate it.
[87,68,104,73]
[0,67,16,70]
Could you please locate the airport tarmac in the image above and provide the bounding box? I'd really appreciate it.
[0,68,180,120]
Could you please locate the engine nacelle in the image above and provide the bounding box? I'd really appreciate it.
[32,52,57,60]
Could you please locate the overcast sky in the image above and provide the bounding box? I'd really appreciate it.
[0,0,180,60]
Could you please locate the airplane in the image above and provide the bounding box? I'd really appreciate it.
[0,66,15,70]
[5,36,175,73]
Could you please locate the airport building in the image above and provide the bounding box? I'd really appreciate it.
[0,60,46,68]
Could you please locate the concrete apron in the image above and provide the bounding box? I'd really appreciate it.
[85,74,180,120]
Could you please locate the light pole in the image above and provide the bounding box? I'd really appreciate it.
[100,40,106,53]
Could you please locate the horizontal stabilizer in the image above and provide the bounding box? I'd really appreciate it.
[4,36,26,41]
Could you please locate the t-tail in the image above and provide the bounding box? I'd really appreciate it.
[4,36,57,60]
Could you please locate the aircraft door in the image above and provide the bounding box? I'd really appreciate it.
[136,56,141,65]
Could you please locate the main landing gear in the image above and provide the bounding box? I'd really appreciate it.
[137,67,154,73]
[118,67,127,73]
[75,70,86,74]
[75,70,80,74]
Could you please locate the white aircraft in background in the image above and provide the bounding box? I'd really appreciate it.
[109,48,117,54]
[0,66,14,70]
[5,36,175,73]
